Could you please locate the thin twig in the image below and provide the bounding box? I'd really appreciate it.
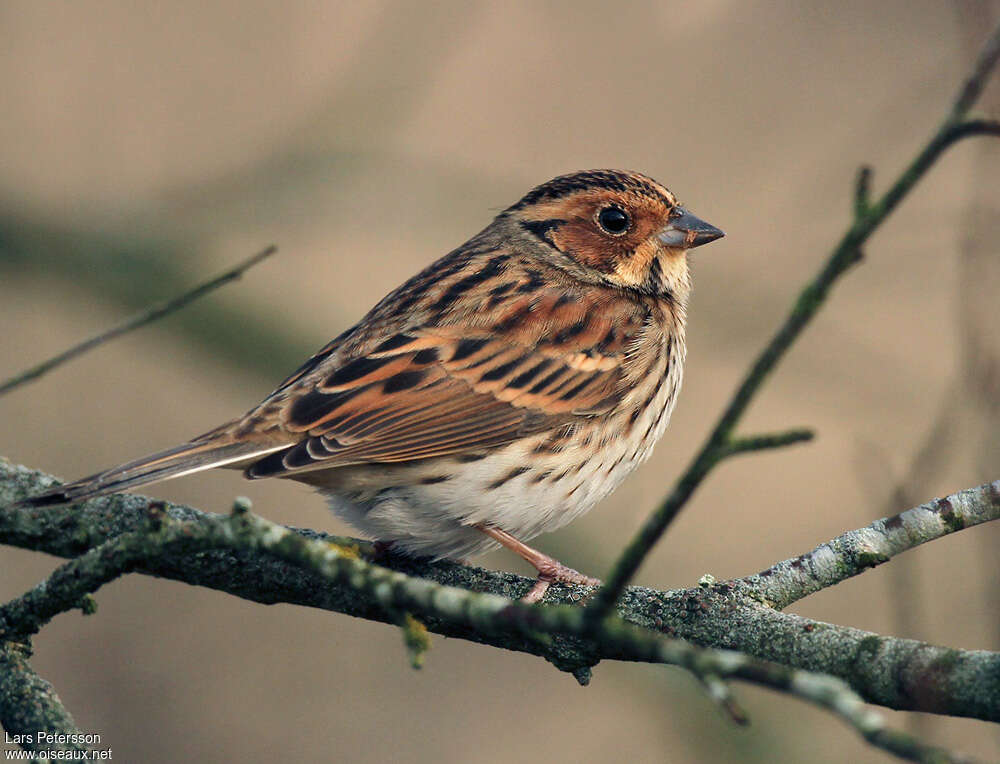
[854,165,873,218]
[950,27,1000,118]
[781,671,977,764]
[697,672,749,725]
[585,21,1000,624]
[0,244,277,397]
[946,118,1000,140]
[720,428,814,457]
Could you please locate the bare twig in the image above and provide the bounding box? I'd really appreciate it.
[0,244,277,397]
[697,672,750,725]
[950,24,1000,118]
[781,670,978,764]
[854,165,873,218]
[586,21,1000,624]
[720,428,814,457]
[945,117,1000,140]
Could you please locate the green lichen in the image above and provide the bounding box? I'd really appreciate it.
[854,551,890,569]
[78,595,97,616]
[401,613,431,669]
[929,648,961,674]
[857,635,882,660]
[937,506,966,534]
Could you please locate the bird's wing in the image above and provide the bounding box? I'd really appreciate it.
[246,288,650,477]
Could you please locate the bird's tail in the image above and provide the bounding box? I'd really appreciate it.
[19,439,289,507]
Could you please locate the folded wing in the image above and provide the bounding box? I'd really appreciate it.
[247,288,645,478]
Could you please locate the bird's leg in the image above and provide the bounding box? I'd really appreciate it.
[475,524,601,603]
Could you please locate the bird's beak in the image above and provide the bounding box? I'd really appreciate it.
[657,207,725,249]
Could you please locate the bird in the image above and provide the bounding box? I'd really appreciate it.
[21,169,723,602]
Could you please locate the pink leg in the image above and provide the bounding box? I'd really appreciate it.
[476,524,601,603]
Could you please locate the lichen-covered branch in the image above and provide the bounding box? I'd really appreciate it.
[623,581,1000,726]
[586,20,1000,623]
[742,480,1000,609]
[0,467,984,764]
[2,459,998,729]
[0,640,89,755]
[0,502,232,640]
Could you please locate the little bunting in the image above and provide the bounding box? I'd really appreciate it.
[24,170,724,601]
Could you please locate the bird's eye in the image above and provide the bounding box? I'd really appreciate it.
[597,206,630,235]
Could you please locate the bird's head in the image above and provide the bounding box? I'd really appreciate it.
[504,169,723,301]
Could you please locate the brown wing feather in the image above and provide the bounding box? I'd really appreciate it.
[246,268,652,479]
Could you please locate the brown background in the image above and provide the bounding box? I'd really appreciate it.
[1,2,998,762]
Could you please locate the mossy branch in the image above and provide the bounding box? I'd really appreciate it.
[2,460,998,735]
[1,465,994,763]
[0,641,88,755]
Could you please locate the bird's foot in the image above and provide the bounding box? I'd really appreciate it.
[522,562,602,604]
[474,523,601,603]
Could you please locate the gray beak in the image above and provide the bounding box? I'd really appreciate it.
[657,207,725,249]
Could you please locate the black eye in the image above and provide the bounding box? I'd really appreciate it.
[597,206,630,235]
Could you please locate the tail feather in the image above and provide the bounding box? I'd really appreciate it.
[20,440,289,507]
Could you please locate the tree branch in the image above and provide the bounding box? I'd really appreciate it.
[0,640,89,755]
[0,244,277,397]
[743,480,1000,609]
[950,22,1000,118]
[854,164,874,218]
[720,428,814,457]
[0,468,988,763]
[0,501,229,640]
[586,20,1000,624]
[2,459,998,729]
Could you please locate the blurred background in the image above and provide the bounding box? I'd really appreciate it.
[2,1,998,762]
